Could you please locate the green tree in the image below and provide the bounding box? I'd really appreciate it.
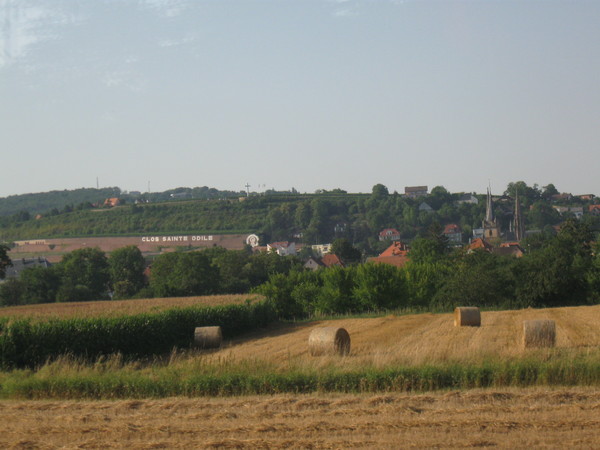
[353,263,408,310]
[331,238,362,265]
[109,245,147,298]
[433,250,517,309]
[0,278,24,306]
[20,265,61,304]
[150,251,220,297]
[0,244,11,279]
[56,248,110,302]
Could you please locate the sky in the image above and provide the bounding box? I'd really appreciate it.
[1,0,599,197]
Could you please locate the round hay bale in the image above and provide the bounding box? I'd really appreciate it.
[522,320,556,349]
[194,326,222,349]
[308,327,351,356]
[454,307,481,327]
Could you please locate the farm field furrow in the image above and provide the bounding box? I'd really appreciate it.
[2,388,600,448]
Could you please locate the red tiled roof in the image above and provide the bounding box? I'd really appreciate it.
[368,255,409,268]
[443,224,461,234]
[379,241,409,257]
[468,238,493,251]
[321,253,344,267]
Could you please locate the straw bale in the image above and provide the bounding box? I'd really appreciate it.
[454,307,481,327]
[194,326,222,349]
[522,320,556,349]
[308,327,351,356]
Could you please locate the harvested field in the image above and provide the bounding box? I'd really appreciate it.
[2,388,600,448]
[0,294,260,320]
[216,304,600,368]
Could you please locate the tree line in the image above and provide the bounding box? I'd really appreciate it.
[1,220,599,315]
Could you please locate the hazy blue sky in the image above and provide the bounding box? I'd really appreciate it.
[1,0,599,197]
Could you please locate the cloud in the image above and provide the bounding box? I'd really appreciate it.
[328,0,360,18]
[102,70,147,93]
[157,34,195,48]
[0,0,83,68]
[138,0,188,18]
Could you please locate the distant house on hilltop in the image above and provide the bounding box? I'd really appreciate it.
[443,224,462,244]
[404,186,428,198]
[455,193,478,205]
[378,228,401,242]
[103,198,121,207]
[267,241,296,256]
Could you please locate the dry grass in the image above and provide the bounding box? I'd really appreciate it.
[2,388,600,448]
[210,304,600,370]
[0,295,261,320]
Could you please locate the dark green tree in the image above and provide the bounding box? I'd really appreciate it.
[331,238,362,265]
[0,244,11,279]
[19,265,61,304]
[56,248,110,302]
[150,251,219,297]
[353,263,408,310]
[109,245,147,298]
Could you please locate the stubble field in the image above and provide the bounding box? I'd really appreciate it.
[3,388,600,448]
[3,302,600,447]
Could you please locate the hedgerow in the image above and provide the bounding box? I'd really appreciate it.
[0,301,275,369]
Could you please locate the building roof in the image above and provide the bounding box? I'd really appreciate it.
[443,224,461,234]
[405,186,428,193]
[379,228,400,237]
[492,246,524,257]
[3,257,52,279]
[468,238,494,252]
[268,241,290,249]
[367,255,409,268]
[379,241,409,258]
[321,253,344,267]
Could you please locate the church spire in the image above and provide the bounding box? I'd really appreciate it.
[485,187,494,223]
[514,190,524,241]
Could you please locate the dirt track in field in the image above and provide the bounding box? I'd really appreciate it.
[2,388,600,448]
[214,305,600,368]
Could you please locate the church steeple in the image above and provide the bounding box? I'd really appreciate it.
[514,191,524,241]
[485,187,494,223]
[482,185,500,239]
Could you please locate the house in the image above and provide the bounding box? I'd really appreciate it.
[311,244,332,256]
[367,241,410,268]
[551,193,573,202]
[103,198,121,207]
[467,238,494,252]
[578,194,595,201]
[552,205,584,219]
[303,253,344,270]
[267,241,296,256]
[455,193,479,205]
[378,228,401,242]
[321,253,344,268]
[493,242,525,258]
[472,228,485,240]
[2,257,52,280]
[404,186,428,198]
[589,205,600,216]
[379,241,409,257]
[304,257,324,271]
[419,202,434,213]
[443,224,462,244]
[468,238,524,258]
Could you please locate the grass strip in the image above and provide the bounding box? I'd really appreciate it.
[2,355,600,399]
